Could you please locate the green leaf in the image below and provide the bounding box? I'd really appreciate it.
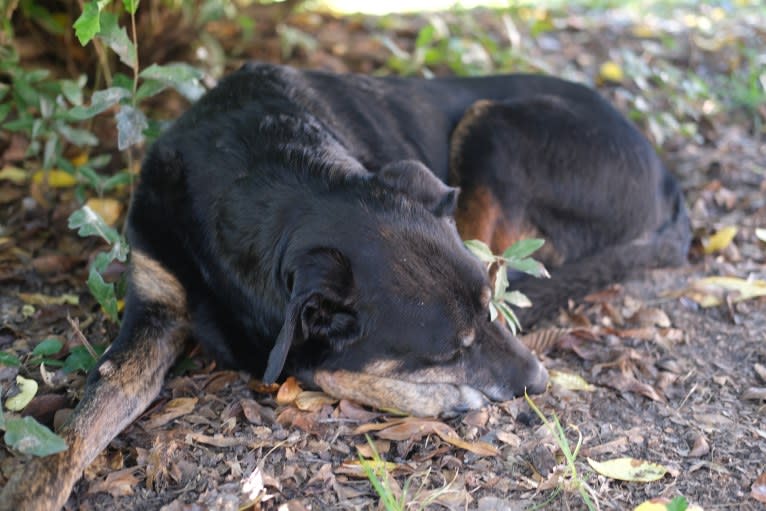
[0,103,12,124]
[506,258,550,279]
[68,205,126,249]
[503,290,532,308]
[0,394,4,429]
[66,87,131,121]
[0,351,20,367]
[97,12,137,69]
[5,376,38,411]
[493,263,509,300]
[115,105,147,150]
[63,345,104,374]
[495,301,521,334]
[667,496,689,511]
[4,416,68,456]
[123,0,139,14]
[87,267,119,322]
[73,1,101,46]
[31,338,63,357]
[134,79,168,102]
[502,238,545,261]
[59,76,87,106]
[464,239,495,264]
[139,63,205,101]
[55,123,99,147]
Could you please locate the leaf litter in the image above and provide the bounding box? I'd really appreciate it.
[1,2,765,510]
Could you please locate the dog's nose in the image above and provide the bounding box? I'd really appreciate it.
[525,362,549,395]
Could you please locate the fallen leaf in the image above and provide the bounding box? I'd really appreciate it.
[599,60,624,83]
[143,397,198,429]
[629,308,671,328]
[682,276,766,307]
[338,399,380,421]
[85,198,122,226]
[87,467,141,497]
[742,387,766,401]
[549,370,595,392]
[702,226,737,254]
[688,433,709,457]
[606,373,665,402]
[294,391,337,411]
[336,459,401,478]
[587,457,668,482]
[521,328,571,355]
[185,432,250,448]
[634,497,703,511]
[276,376,302,405]
[240,398,267,424]
[355,439,390,458]
[18,292,79,306]
[756,228,766,243]
[752,473,766,503]
[0,166,27,184]
[31,169,77,188]
[6,375,39,411]
[372,418,498,456]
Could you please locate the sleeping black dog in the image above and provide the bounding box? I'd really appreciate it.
[1,63,690,510]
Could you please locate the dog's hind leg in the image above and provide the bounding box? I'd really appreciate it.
[0,251,190,511]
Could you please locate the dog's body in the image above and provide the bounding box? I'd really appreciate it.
[1,64,690,510]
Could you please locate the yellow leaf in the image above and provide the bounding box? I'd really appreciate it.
[70,153,89,167]
[5,376,39,411]
[0,166,28,184]
[599,61,624,83]
[294,391,337,411]
[634,498,705,511]
[276,376,302,405]
[686,276,766,307]
[32,169,77,188]
[755,228,766,243]
[18,292,79,306]
[86,198,122,226]
[702,226,737,254]
[587,457,667,482]
[549,370,595,392]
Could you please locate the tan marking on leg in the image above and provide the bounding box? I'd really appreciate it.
[131,251,186,310]
[455,185,502,245]
[449,99,495,184]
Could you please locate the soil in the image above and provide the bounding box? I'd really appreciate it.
[1,4,764,510]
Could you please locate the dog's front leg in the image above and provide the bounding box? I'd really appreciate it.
[0,251,190,511]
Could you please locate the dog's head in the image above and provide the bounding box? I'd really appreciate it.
[268,160,548,416]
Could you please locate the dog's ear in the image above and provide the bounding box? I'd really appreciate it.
[376,160,459,217]
[263,249,358,383]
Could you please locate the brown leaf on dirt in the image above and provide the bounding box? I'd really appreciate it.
[355,439,390,457]
[335,459,403,478]
[605,373,666,402]
[276,376,302,405]
[87,467,142,498]
[144,397,198,430]
[688,433,710,457]
[294,390,337,411]
[628,307,671,328]
[741,387,766,401]
[496,430,521,448]
[203,370,240,392]
[752,473,766,503]
[370,417,498,456]
[185,432,251,448]
[338,399,380,421]
[240,398,268,424]
[463,408,489,428]
[520,327,571,355]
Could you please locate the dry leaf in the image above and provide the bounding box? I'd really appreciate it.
[5,375,39,411]
[756,228,766,243]
[587,457,668,482]
[702,226,737,254]
[682,276,766,307]
[240,398,266,424]
[86,198,122,226]
[742,387,766,401]
[338,399,381,422]
[549,370,595,392]
[31,169,77,188]
[688,433,710,457]
[336,459,401,478]
[276,376,302,405]
[372,418,498,456]
[294,391,337,411]
[143,397,198,429]
[752,473,766,503]
[87,468,141,497]
[634,498,703,511]
[17,292,79,306]
[0,166,27,184]
[607,373,665,403]
[521,328,571,355]
[355,439,390,458]
[629,307,671,328]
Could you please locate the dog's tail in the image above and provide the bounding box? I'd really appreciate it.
[515,184,691,327]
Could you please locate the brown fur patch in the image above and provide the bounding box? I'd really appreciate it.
[131,251,186,311]
[449,99,494,184]
[314,369,484,417]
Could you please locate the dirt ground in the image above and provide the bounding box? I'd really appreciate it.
[1,3,765,510]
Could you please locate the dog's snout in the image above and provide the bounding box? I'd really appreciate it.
[525,361,549,395]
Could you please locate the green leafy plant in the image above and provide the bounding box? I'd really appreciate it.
[464,238,549,334]
[68,205,129,322]
[525,393,598,511]
[0,390,67,458]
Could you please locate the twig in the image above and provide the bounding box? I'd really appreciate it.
[67,314,98,360]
